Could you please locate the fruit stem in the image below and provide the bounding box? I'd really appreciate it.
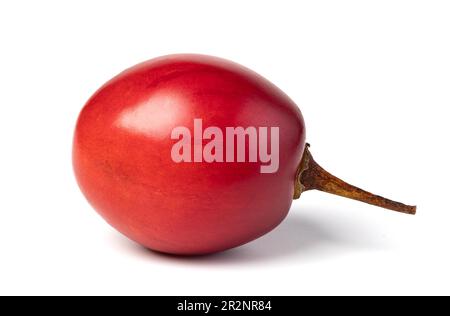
[294,144,416,215]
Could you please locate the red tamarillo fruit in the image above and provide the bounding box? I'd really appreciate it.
[73,54,416,255]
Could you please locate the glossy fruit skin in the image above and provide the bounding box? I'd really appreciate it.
[73,54,306,255]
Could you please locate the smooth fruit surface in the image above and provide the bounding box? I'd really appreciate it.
[73,54,306,254]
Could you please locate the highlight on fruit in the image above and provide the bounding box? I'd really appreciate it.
[73,54,416,255]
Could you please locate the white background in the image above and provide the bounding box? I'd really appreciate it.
[0,1,449,296]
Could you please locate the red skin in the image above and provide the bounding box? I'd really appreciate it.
[73,55,306,255]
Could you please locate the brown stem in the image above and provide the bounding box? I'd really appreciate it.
[294,144,416,215]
